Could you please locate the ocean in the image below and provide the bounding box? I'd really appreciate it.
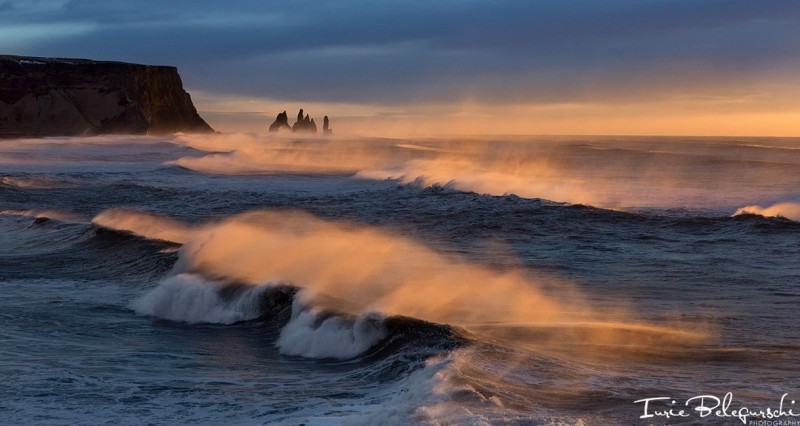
[1,133,799,425]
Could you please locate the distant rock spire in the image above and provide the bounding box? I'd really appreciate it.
[269,108,331,135]
[268,110,291,132]
[290,108,318,133]
[323,116,332,135]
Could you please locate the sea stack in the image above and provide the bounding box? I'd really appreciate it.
[270,108,332,135]
[323,116,332,135]
[291,108,318,133]
[268,110,291,132]
[0,55,214,138]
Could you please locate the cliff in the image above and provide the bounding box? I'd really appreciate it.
[0,55,213,138]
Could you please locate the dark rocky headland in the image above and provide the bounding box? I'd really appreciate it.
[0,55,213,138]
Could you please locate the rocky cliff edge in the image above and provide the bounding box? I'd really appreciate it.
[0,55,214,138]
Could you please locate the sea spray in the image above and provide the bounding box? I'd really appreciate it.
[170,133,800,209]
[95,208,707,359]
[733,202,800,221]
[92,208,191,244]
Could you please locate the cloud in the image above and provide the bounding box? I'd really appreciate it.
[2,0,800,109]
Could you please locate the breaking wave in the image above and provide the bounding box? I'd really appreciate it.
[734,202,800,221]
[94,207,707,365]
[92,208,191,243]
[130,273,271,324]
[166,134,800,210]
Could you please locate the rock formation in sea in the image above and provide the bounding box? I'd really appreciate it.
[0,55,213,138]
[268,110,291,132]
[323,116,332,135]
[290,109,319,133]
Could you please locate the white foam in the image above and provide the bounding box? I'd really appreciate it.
[277,297,387,360]
[316,350,514,426]
[132,275,388,359]
[130,273,267,324]
[17,59,46,65]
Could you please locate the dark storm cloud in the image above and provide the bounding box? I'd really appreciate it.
[3,0,800,104]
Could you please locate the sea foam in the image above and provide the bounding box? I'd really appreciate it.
[277,298,387,359]
[130,273,268,324]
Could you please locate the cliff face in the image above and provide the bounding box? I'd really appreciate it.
[0,55,213,137]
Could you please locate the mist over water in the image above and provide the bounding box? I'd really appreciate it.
[96,209,706,350]
[171,133,800,210]
[2,134,799,424]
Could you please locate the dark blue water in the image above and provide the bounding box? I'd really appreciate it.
[1,135,799,425]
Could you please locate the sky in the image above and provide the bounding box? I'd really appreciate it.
[2,0,800,136]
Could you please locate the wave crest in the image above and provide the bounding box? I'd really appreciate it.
[91,208,191,243]
[97,208,708,361]
[130,273,270,324]
[1,209,83,223]
[277,300,388,359]
[734,202,800,221]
